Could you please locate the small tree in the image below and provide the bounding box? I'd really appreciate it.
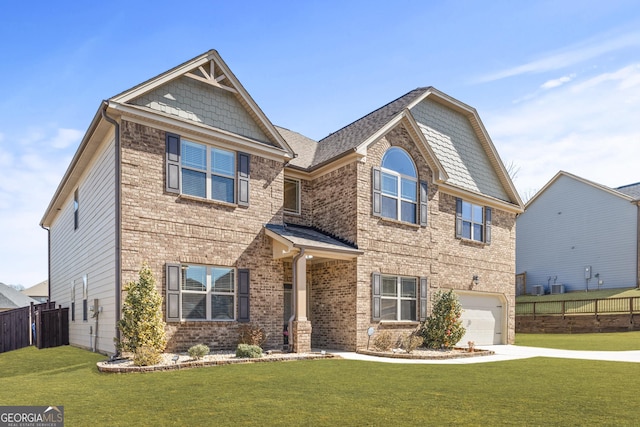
[420,289,465,349]
[117,264,166,362]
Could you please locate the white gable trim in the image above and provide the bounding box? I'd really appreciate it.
[110,50,294,157]
[525,171,635,209]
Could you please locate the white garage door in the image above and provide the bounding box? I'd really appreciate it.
[456,293,504,345]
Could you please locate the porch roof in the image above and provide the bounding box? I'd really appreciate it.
[264,224,363,260]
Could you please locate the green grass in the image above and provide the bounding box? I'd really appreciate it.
[515,331,640,351]
[1,342,640,426]
[516,287,640,303]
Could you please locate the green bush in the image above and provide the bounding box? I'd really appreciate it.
[400,332,424,353]
[420,289,466,349]
[237,323,268,347]
[236,343,263,358]
[372,330,393,351]
[133,345,162,366]
[188,344,210,360]
[117,263,167,355]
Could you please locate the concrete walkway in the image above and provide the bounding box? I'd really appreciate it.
[330,345,640,364]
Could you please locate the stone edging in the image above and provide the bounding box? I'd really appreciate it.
[356,348,495,359]
[97,353,337,373]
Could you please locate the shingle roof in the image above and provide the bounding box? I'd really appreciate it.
[0,283,38,310]
[312,88,429,167]
[264,223,362,254]
[616,182,640,199]
[274,126,319,169]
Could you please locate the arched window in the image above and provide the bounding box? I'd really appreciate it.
[380,147,418,223]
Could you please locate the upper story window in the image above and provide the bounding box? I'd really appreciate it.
[165,133,250,206]
[372,147,428,226]
[284,178,300,214]
[455,198,492,244]
[182,140,236,202]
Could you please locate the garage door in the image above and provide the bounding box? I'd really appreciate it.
[456,293,504,345]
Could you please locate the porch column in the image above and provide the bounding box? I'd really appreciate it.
[293,250,312,353]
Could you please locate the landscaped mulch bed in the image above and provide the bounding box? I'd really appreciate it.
[357,347,494,359]
[97,350,335,373]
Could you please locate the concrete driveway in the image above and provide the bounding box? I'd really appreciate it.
[331,345,640,364]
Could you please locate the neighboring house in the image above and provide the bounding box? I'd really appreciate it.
[22,280,49,303]
[0,283,38,312]
[517,171,640,294]
[41,50,523,355]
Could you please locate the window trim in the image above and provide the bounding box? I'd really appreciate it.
[179,264,237,322]
[380,275,418,321]
[73,189,79,230]
[283,177,301,215]
[455,198,492,244]
[180,140,236,203]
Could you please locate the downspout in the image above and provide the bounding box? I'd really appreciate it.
[288,247,305,352]
[101,103,122,355]
[40,224,51,302]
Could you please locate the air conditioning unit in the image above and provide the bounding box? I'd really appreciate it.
[551,284,565,294]
[532,285,544,296]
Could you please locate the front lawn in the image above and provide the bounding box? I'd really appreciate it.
[515,331,640,351]
[1,344,639,426]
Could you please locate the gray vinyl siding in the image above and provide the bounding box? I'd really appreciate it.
[517,175,637,293]
[49,135,117,354]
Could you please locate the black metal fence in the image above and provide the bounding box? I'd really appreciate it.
[516,296,640,317]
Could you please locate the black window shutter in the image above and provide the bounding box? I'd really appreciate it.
[166,133,181,194]
[237,152,250,206]
[419,181,428,226]
[237,269,250,322]
[485,206,492,244]
[372,167,382,217]
[166,263,181,321]
[419,277,428,321]
[372,272,381,321]
[455,198,463,238]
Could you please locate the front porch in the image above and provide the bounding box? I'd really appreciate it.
[265,223,363,353]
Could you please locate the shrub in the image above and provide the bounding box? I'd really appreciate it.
[419,289,466,349]
[117,263,166,355]
[236,343,263,358]
[237,323,268,347]
[400,332,424,354]
[188,344,210,360]
[133,345,162,366]
[372,330,393,351]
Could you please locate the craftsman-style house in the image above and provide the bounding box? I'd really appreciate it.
[41,50,523,355]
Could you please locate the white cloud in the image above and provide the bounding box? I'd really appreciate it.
[541,74,575,90]
[51,128,84,149]
[0,127,78,286]
[486,62,640,199]
[478,30,640,83]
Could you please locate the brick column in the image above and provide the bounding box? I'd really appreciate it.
[292,320,312,353]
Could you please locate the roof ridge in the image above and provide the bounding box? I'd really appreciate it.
[318,87,429,143]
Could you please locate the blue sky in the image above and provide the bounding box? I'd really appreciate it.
[2,0,640,287]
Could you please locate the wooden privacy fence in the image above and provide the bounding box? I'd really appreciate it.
[0,301,69,353]
[516,296,640,318]
[35,305,69,349]
[0,306,31,353]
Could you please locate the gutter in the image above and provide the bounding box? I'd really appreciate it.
[101,102,122,354]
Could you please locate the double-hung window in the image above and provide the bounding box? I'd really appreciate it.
[380,275,417,321]
[181,265,236,321]
[181,140,236,203]
[455,198,492,244]
[373,147,428,226]
[284,178,300,214]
